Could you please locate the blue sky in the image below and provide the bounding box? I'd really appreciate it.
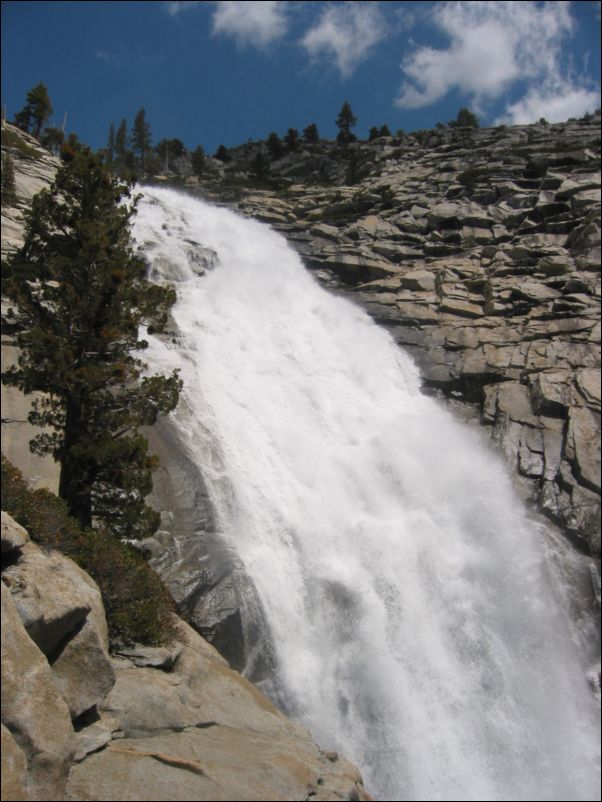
[2,1,600,154]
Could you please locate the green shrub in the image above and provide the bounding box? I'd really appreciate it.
[1,128,42,160]
[449,107,480,129]
[457,166,492,192]
[1,152,18,205]
[1,455,178,647]
[379,185,396,208]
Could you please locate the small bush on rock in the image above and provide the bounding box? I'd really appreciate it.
[1,455,178,647]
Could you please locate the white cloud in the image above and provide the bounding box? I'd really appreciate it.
[210,1,288,49]
[495,83,601,125]
[396,1,599,123]
[301,3,386,78]
[165,1,202,14]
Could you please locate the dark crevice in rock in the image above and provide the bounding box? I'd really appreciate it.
[46,617,86,666]
[73,706,101,732]
[1,549,23,570]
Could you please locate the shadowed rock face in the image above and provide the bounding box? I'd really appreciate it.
[144,418,279,688]
[207,115,600,554]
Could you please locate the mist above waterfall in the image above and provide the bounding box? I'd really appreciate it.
[132,186,600,802]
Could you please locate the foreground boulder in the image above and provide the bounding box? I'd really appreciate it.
[1,582,75,800]
[66,728,366,802]
[2,539,115,719]
[1,512,371,801]
[69,617,370,800]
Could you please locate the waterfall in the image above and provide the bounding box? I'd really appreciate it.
[132,186,600,802]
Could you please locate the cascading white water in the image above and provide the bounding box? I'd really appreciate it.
[132,186,600,802]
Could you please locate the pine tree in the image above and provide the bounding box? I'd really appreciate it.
[284,128,299,152]
[131,108,152,170]
[1,150,182,539]
[370,124,391,141]
[302,123,319,143]
[156,138,186,172]
[214,144,230,162]
[14,82,53,138]
[449,107,480,129]
[191,145,206,178]
[13,108,32,133]
[115,119,128,164]
[40,126,64,155]
[336,101,357,144]
[1,152,17,205]
[107,123,116,163]
[266,132,284,158]
[251,150,270,181]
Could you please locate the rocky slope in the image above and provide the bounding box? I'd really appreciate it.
[1,511,371,801]
[1,121,61,491]
[202,115,601,555]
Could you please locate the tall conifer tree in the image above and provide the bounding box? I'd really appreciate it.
[1,152,17,205]
[115,119,128,165]
[2,150,181,539]
[14,82,53,138]
[131,108,152,170]
[335,101,357,144]
[107,123,116,162]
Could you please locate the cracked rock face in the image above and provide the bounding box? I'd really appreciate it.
[214,114,600,554]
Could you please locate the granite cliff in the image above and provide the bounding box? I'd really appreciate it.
[3,116,600,554]
[3,111,601,660]
[197,114,601,556]
[1,116,600,799]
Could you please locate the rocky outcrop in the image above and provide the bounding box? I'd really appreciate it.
[1,513,113,800]
[1,512,371,801]
[67,728,366,802]
[1,581,75,801]
[71,619,368,801]
[209,114,601,553]
[1,122,61,258]
[1,121,61,492]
